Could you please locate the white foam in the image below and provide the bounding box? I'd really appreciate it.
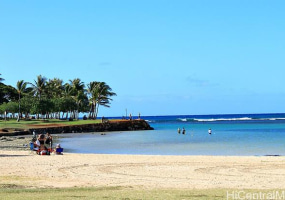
[194,117,252,122]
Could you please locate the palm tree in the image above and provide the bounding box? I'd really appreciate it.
[87,81,116,119]
[45,78,64,118]
[30,75,47,99]
[96,82,116,117]
[61,83,76,119]
[87,81,97,119]
[28,75,47,119]
[69,78,86,119]
[63,83,73,98]
[16,80,28,121]
[69,78,85,93]
[45,78,63,99]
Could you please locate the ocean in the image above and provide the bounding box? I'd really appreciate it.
[56,113,285,156]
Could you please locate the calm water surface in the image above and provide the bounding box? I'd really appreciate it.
[56,113,285,156]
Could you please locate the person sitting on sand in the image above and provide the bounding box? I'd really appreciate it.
[38,134,47,151]
[55,144,63,155]
[33,134,48,154]
[33,138,40,151]
[33,134,44,150]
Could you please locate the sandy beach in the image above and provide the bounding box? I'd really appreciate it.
[1,149,285,190]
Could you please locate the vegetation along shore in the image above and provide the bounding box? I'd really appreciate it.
[0,74,116,121]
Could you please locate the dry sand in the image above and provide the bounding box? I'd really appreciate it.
[1,150,285,189]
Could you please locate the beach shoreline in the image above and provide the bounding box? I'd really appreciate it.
[1,149,284,190]
[1,133,285,190]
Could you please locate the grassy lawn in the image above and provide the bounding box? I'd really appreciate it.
[0,186,230,200]
[0,119,102,130]
[0,186,283,200]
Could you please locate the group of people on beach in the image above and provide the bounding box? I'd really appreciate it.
[177,128,212,135]
[32,131,63,155]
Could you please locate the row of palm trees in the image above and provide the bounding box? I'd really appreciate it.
[0,74,116,120]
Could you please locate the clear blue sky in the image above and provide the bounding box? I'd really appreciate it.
[1,0,285,116]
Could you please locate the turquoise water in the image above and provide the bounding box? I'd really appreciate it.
[56,113,285,156]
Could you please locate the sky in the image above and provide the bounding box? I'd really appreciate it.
[1,0,285,117]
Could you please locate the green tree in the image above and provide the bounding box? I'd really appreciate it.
[46,78,64,99]
[30,75,47,99]
[16,80,28,121]
[31,98,54,118]
[87,81,97,119]
[58,97,77,119]
[0,75,116,120]
[0,83,18,104]
[69,78,86,119]
[20,96,34,118]
[95,82,116,118]
[87,81,116,119]
[0,101,18,119]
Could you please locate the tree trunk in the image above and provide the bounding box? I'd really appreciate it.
[95,104,99,119]
[89,102,96,119]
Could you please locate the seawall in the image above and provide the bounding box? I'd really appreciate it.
[0,120,154,136]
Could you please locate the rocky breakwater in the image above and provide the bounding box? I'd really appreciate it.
[0,128,30,136]
[30,119,154,135]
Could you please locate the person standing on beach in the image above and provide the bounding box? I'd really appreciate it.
[182,127,186,134]
[32,130,37,142]
[178,128,181,134]
[45,132,53,147]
